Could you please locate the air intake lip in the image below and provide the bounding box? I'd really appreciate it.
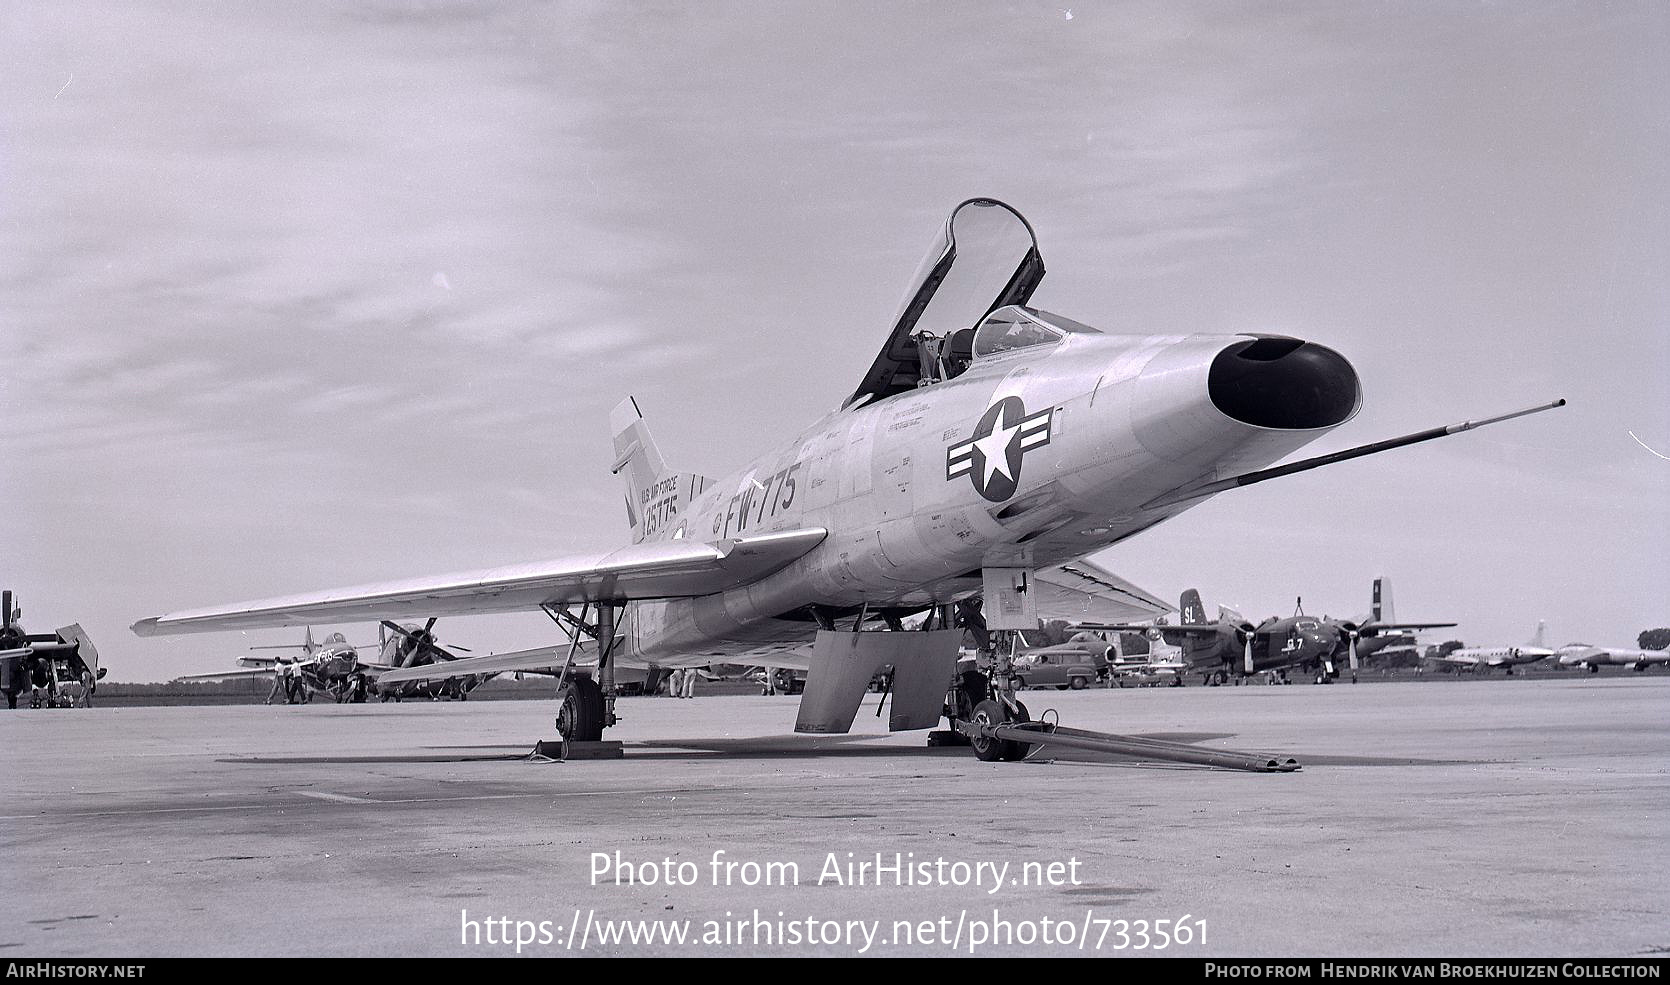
[1208,337,1360,430]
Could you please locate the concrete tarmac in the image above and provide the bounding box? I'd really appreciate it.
[3,676,1666,957]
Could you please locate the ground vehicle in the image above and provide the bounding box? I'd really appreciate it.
[1007,650,1101,690]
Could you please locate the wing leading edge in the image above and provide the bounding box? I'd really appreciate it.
[132,528,827,637]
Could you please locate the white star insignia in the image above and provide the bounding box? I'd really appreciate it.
[972,404,1021,487]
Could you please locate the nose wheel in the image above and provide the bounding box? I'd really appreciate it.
[969,697,1033,762]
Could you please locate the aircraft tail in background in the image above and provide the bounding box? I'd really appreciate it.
[1180,589,1209,626]
[1372,575,1395,625]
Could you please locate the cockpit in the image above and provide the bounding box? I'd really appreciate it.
[847,199,1072,408]
[971,305,1101,360]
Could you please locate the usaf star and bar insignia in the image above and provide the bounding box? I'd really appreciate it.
[945,396,1053,502]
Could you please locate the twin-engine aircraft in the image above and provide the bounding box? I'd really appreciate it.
[133,199,1561,746]
[0,590,104,709]
[1093,577,1456,684]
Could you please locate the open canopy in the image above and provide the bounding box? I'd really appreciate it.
[846,199,1044,408]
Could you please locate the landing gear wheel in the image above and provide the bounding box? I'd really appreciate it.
[969,699,1016,762]
[556,676,605,743]
[970,698,1035,762]
[1000,700,1033,761]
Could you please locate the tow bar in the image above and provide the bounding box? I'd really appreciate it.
[952,717,1300,773]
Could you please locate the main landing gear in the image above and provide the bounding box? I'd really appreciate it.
[537,601,624,760]
[556,675,606,743]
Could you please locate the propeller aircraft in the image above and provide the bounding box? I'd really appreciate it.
[0,590,105,709]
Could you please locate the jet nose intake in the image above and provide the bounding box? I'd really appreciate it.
[1208,337,1361,430]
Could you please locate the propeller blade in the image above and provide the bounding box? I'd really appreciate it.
[1243,634,1255,675]
[1349,633,1360,672]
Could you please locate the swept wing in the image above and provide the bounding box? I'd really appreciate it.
[133,529,827,636]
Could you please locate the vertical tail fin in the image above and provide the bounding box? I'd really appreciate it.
[1180,589,1208,625]
[1529,620,1547,647]
[610,397,712,544]
[1372,575,1395,624]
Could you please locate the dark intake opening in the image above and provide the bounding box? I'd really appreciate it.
[1208,337,1359,430]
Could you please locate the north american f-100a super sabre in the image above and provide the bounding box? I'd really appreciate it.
[133,199,1563,755]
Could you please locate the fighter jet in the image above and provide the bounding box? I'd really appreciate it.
[133,198,1562,749]
[0,590,105,709]
[1091,579,1455,684]
[1554,642,1670,674]
[1428,622,1556,674]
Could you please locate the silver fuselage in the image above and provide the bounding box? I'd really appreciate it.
[625,332,1348,663]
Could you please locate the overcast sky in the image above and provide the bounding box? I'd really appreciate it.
[3,1,1665,681]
